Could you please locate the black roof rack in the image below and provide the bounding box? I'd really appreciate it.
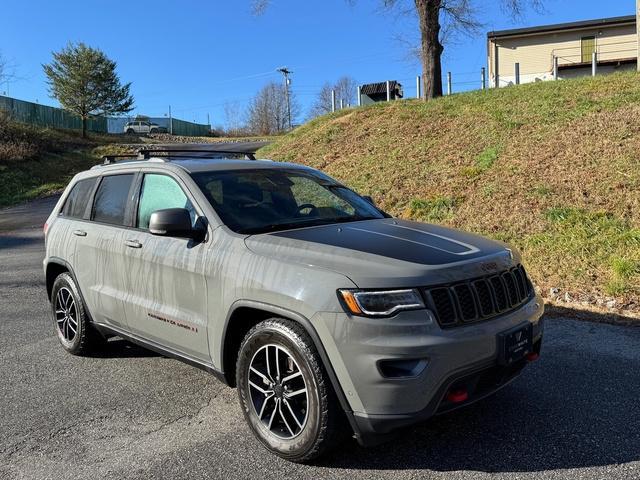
[137,148,256,160]
[102,153,139,165]
[99,141,270,166]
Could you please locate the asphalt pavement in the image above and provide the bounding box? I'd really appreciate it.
[1,197,639,479]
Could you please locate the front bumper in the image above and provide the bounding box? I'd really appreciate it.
[311,294,544,444]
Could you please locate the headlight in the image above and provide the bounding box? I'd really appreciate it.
[338,289,425,317]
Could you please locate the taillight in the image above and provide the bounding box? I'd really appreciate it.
[43,222,49,236]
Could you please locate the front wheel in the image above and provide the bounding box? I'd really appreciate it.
[236,318,347,462]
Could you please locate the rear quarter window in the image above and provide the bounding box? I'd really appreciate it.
[61,178,96,219]
[92,174,136,225]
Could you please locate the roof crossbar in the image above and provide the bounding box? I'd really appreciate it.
[137,148,256,160]
[102,154,139,165]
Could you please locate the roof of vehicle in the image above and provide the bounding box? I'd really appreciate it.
[154,157,301,172]
[88,156,311,175]
[88,142,290,175]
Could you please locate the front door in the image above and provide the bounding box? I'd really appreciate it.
[581,36,596,63]
[121,172,210,361]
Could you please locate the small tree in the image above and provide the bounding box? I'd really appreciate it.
[43,43,134,137]
[309,76,358,118]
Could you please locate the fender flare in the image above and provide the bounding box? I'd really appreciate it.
[45,258,94,323]
[221,299,361,438]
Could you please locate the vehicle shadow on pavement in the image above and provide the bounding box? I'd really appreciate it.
[320,313,640,473]
[89,338,161,359]
[0,234,42,250]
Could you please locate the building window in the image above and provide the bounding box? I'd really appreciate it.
[581,36,596,63]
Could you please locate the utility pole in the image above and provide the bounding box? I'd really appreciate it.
[277,67,292,130]
[168,105,173,135]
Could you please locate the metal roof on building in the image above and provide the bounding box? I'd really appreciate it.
[487,14,636,39]
[360,81,402,95]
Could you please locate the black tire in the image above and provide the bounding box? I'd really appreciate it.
[150,128,158,134]
[126,128,135,135]
[51,272,102,356]
[236,318,347,462]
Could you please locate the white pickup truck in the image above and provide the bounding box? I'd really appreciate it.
[124,121,167,135]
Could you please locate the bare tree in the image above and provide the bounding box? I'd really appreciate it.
[0,52,17,95]
[223,100,246,136]
[253,0,542,100]
[246,81,299,135]
[400,0,542,98]
[309,76,358,118]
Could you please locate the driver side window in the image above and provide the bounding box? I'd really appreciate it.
[290,176,354,215]
[137,174,196,230]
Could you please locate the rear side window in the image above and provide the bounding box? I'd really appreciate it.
[137,174,196,229]
[62,178,96,219]
[92,174,135,225]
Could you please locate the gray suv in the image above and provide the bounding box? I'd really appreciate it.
[43,151,544,462]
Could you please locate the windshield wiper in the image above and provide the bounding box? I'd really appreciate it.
[238,215,379,235]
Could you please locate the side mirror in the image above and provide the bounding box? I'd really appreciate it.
[363,195,376,206]
[149,208,194,238]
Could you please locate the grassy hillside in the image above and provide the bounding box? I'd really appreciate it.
[259,72,640,311]
[0,113,138,207]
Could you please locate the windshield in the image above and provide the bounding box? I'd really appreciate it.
[190,168,386,234]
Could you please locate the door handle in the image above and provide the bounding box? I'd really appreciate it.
[72,230,87,237]
[125,239,142,249]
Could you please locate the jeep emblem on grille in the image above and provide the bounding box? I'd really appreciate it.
[480,262,499,273]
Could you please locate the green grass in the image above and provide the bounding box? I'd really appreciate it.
[408,196,458,222]
[524,207,640,297]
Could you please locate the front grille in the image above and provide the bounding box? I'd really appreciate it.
[424,265,534,327]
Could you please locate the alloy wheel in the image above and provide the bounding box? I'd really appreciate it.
[55,287,78,342]
[248,344,309,439]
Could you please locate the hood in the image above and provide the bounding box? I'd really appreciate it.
[244,218,516,288]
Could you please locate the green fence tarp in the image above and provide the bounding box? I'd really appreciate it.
[0,95,211,137]
[0,95,107,132]
[170,118,211,137]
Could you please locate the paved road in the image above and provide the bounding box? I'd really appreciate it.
[1,199,640,480]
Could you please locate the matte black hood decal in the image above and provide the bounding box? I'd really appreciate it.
[269,219,505,266]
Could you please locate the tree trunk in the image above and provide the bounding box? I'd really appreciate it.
[81,116,87,138]
[415,0,443,99]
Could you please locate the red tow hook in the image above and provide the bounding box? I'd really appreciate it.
[446,388,468,403]
[526,352,540,362]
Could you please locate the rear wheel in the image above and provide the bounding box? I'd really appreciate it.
[51,273,102,355]
[236,318,347,462]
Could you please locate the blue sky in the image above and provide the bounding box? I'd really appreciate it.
[0,0,635,126]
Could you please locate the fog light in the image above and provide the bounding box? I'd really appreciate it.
[378,359,428,378]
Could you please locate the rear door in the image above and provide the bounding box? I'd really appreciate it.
[121,172,210,361]
[50,177,98,284]
[74,172,137,328]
